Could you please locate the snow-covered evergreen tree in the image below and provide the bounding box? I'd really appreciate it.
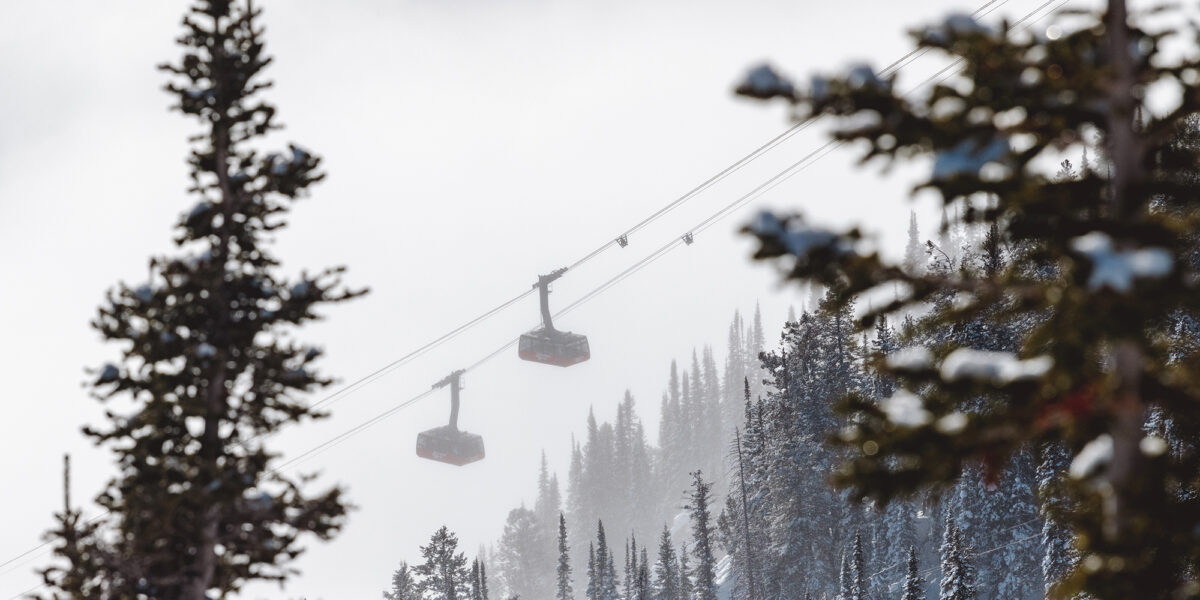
[480,559,492,600]
[587,544,598,600]
[723,310,749,437]
[471,558,491,600]
[879,500,917,594]
[384,561,420,600]
[939,519,975,600]
[1039,441,1077,598]
[904,211,925,276]
[537,452,564,537]
[688,472,719,600]
[901,546,923,600]
[652,527,679,600]
[557,514,574,600]
[738,2,1200,597]
[838,551,851,600]
[679,543,694,600]
[498,506,543,600]
[850,531,866,600]
[38,2,363,597]
[625,535,638,600]
[416,526,471,600]
[636,547,651,600]
[594,521,620,600]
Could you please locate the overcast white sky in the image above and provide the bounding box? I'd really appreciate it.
[0,0,1089,597]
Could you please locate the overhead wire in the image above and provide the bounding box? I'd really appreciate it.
[2,0,1066,593]
[4,1,1051,589]
[5,583,42,600]
[684,0,1065,241]
[563,0,1015,272]
[211,0,1016,425]
[260,0,1066,479]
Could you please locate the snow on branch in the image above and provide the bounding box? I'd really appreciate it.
[886,346,934,371]
[880,389,933,428]
[919,12,998,45]
[735,63,795,100]
[747,211,853,262]
[1069,434,1112,479]
[1070,232,1173,293]
[845,63,888,91]
[939,348,1052,385]
[931,136,1010,180]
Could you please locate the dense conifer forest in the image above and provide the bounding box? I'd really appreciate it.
[18,0,1200,599]
[383,204,1083,600]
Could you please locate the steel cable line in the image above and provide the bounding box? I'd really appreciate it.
[563,0,1014,273]
[2,0,1053,582]
[0,290,543,579]
[5,583,41,600]
[682,0,1066,242]
[875,0,1010,75]
[275,247,681,472]
[309,287,536,413]
[268,0,1066,474]
[237,0,1024,432]
[0,67,878,586]
[263,0,1069,550]
[0,0,1057,591]
[193,0,1023,428]
[272,0,1070,552]
[279,222,716,473]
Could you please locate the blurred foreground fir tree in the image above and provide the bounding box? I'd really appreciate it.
[736,0,1200,597]
[39,1,364,597]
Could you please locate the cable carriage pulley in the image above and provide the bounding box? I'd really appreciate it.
[518,268,590,367]
[415,370,485,466]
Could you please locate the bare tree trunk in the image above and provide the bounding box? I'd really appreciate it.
[735,428,759,600]
[1103,0,1147,542]
[1108,342,1144,541]
[182,71,238,597]
[1105,0,1142,220]
[183,364,227,600]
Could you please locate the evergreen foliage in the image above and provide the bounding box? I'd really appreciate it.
[384,561,420,600]
[652,527,679,600]
[637,547,651,600]
[838,551,851,600]
[39,1,363,597]
[557,514,574,600]
[416,526,471,600]
[587,544,598,600]
[1039,441,1079,597]
[625,536,637,600]
[737,1,1200,597]
[593,521,620,600]
[902,546,924,600]
[904,211,926,276]
[850,530,866,600]
[687,471,719,600]
[498,506,542,600]
[678,543,694,600]
[480,561,491,600]
[939,519,976,600]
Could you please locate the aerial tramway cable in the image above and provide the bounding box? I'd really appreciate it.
[299,0,1021,414]
[273,0,1068,471]
[282,0,1070,472]
[5,0,1072,590]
